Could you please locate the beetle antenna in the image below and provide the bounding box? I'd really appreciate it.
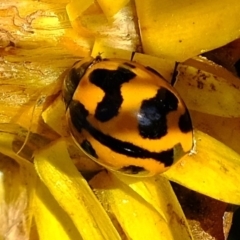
[16,95,45,155]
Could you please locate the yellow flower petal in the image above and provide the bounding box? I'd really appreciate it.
[34,178,82,240]
[175,57,240,117]
[34,139,121,240]
[190,110,240,155]
[90,172,193,239]
[135,0,240,61]
[91,41,175,81]
[66,0,94,22]
[97,0,130,18]
[163,130,240,204]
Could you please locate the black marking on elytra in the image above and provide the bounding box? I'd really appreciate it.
[234,59,240,77]
[63,60,93,108]
[80,139,98,158]
[178,110,193,133]
[69,100,175,165]
[138,88,179,139]
[158,148,174,166]
[120,165,146,174]
[69,100,89,132]
[123,62,136,68]
[89,67,136,122]
[145,66,165,80]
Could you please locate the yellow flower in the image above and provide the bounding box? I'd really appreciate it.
[0,0,240,239]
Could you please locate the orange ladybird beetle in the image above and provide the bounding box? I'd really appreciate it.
[63,56,193,176]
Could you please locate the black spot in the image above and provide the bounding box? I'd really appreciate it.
[234,59,240,77]
[158,148,174,167]
[69,100,89,132]
[63,60,93,107]
[145,66,165,79]
[89,67,136,122]
[120,165,146,174]
[178,110,193,133]
[80,139,98,158]
[138,88,179,139]
[123,62,136,68]
[69,100,175,166]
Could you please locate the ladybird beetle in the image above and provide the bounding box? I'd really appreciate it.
[63,56,193,176]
